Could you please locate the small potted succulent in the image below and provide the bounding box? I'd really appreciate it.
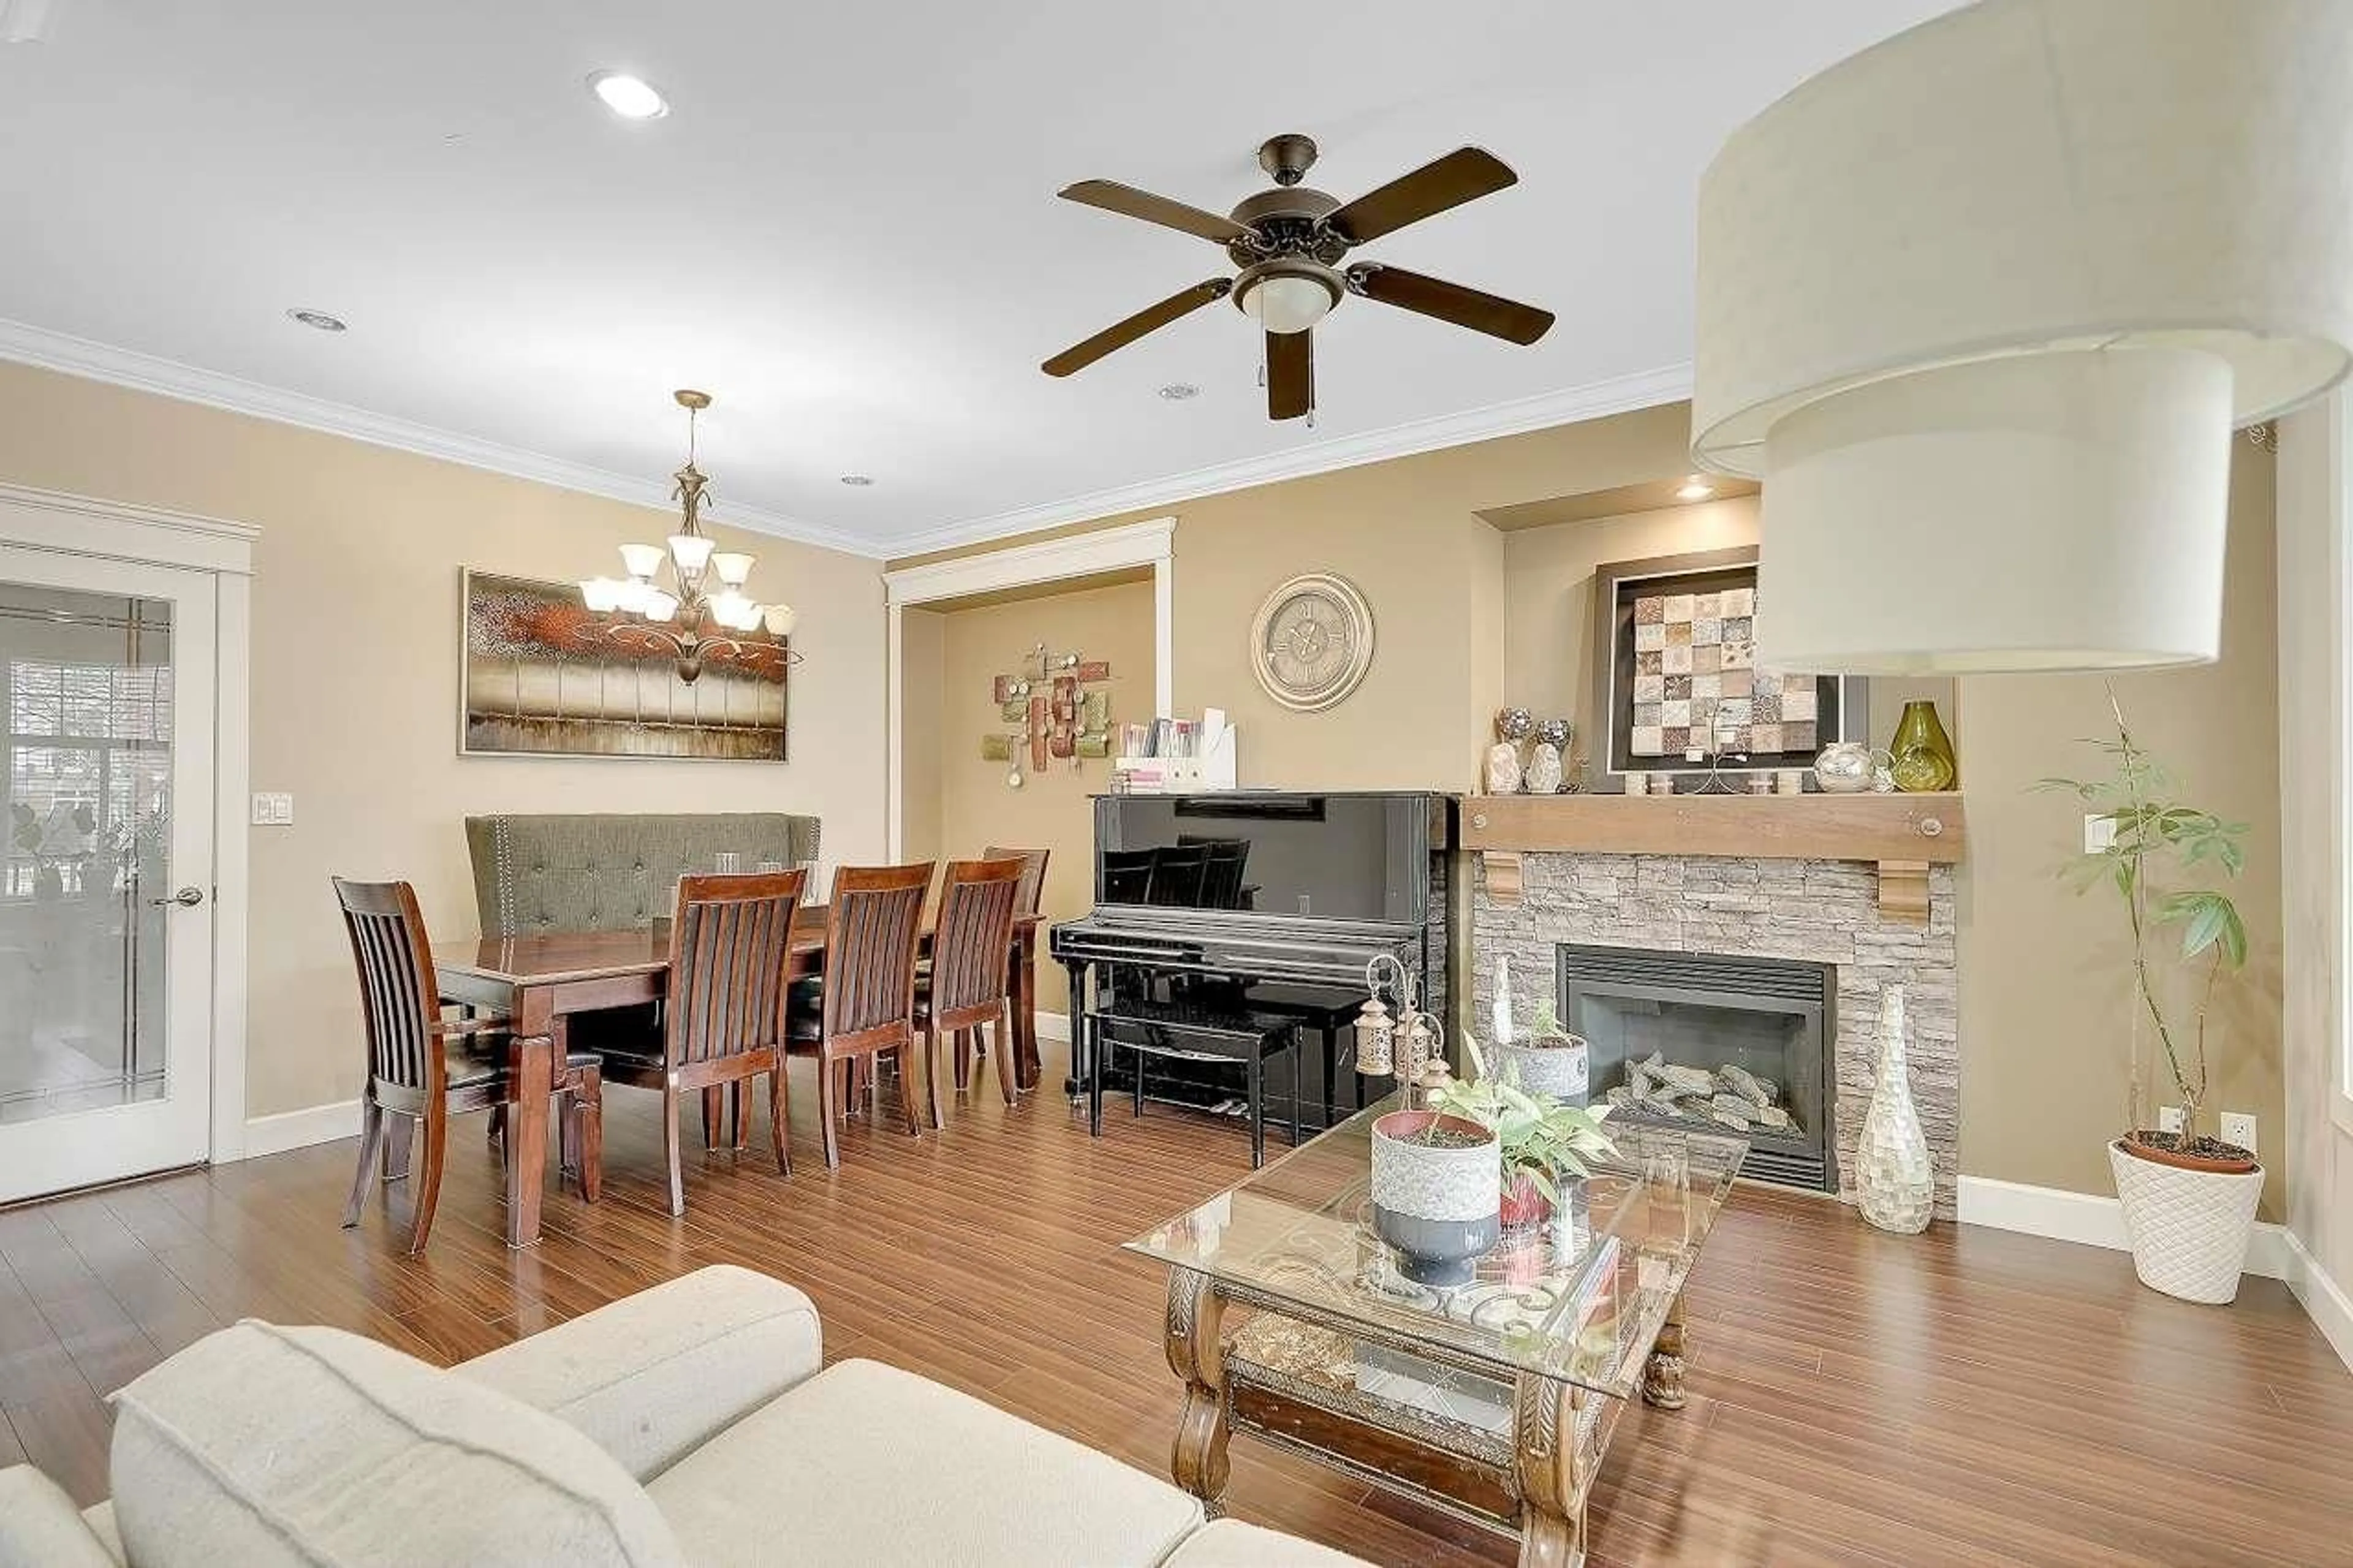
[2040,697,2261,1305]
[1432,1036,1615,1233]
[1498,997,1591,1105]
[1371,1104,1499,1288]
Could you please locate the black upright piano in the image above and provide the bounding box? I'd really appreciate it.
[1050,790,1452,1135]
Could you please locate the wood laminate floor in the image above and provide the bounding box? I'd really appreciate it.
[2,1046,2349,1566]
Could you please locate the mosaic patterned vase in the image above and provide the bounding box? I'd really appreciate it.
[1857,985,1934,1234]
[1371,1111,1500,1287]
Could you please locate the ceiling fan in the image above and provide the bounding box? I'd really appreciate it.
[1041,133,1555,421]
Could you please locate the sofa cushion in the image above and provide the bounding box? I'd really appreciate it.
[80,1502,124,1566]
[1158,1519,1375,1567]
[109,1320,683,1568]
[0,1466,119,1568]
[457,1265,822,1482]
[646,1358,1203,1567]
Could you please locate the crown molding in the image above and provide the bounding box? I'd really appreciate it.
[879,362,1697,558]
[0,318,880,558]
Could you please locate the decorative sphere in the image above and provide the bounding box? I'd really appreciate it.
[1495,706,1534,741]
[1535,717,1572,750]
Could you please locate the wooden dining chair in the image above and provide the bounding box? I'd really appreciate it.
[983,844,1050,921]
[917,857,1026,1120]
[786,861,933,1169]
[333,878,602,1254]
[980,844,1048,1089]
[591,869,806,1216]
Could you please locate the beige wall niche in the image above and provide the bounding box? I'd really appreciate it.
[932,578,1155,1013]
[0,360,888,1123]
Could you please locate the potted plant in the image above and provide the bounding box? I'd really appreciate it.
[1370,1106,1499,1288]
[1431,1036,1615,1233]
[1498,997,1591,1104]
[2040,697,2262,1305]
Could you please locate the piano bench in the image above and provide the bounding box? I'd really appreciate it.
[1086,1004,1306,1168]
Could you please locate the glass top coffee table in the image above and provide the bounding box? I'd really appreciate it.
[1125,1094,1746,1568]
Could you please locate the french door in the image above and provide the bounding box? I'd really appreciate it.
[0,543,217,1203]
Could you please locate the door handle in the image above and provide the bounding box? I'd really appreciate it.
[150,886,206,909]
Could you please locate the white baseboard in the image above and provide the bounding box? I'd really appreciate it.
[2282,1229,2353,1372]
[238,1099,361,1159]
[1955,1174,2290,1280]
[1034,1012,1071,1043]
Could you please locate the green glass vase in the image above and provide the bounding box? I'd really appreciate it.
[1889,700,1957,792]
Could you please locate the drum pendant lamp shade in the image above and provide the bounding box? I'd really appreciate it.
[1692,0,2353,673]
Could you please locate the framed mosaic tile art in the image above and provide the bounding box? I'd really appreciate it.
[1586,547,1867,792]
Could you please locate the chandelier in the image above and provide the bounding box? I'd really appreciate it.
[576,389,800,684]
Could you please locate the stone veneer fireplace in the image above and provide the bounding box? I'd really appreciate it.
[1470,849,1959,1219]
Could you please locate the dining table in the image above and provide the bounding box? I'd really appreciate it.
[436,904,1044,1246]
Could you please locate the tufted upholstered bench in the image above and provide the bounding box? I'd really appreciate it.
[464,812,822,936]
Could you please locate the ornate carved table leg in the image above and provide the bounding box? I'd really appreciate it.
[1513,1371,1588,1568]
[1165,1266,1231,1518]
[1642,1289,1688,1411]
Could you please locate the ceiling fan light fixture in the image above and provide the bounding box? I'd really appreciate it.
[1237,263,1340,336]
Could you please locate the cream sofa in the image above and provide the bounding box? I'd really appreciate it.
[0,1266,1366,1568]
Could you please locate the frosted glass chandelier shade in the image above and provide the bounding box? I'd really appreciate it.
[1692,0,2353,673]
[1755,349,2232,673]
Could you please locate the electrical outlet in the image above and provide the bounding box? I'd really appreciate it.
[2157,1105,2184,1134]
[2221,1112,2257,1156]
[2083,812,2117,854]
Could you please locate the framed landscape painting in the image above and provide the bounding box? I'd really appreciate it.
[459,569,789,760]
[1585,547,1864,791]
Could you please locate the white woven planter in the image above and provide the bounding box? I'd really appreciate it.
[2107,1140,2265,1305]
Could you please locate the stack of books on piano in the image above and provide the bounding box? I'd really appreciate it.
[1113,709,1237,793]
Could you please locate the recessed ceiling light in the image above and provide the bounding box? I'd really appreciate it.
[1675,476,1716,502]
[588,71,669,121]
[839,474,874,487]
[1159,382,1200,401]
[287,309,347,333]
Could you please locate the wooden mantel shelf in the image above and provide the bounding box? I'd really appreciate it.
[1462,792,1965,926]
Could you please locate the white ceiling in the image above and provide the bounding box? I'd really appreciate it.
[0,0,1957,556]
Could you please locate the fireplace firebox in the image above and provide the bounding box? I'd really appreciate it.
[1557,943,1835,1192]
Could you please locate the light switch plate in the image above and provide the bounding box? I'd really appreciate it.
[2083,813,2118,854]
[2220,1112,2257,1156]
[250,792,294,827]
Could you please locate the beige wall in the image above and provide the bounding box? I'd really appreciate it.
[894,411,2288,1216]
[2278,397,2353,1324]
[931,580,1156,1012]
[1953,449,2285,1218]
[896,401,1694,793]
[899,607,945,863]
[0,360,887,1120]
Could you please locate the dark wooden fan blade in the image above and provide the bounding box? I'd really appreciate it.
[1325,147,1517,246]
[1267,329,1313,421]
[1058,180,1250,244]
[1348,264,1554,345]
[1041,279,1233,377]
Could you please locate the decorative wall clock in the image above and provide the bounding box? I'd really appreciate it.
[1249,572,1376,712]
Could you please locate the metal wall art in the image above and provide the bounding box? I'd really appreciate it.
[986,642,1111,788]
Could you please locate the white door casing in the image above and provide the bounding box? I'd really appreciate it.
[0,483,253,1196]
